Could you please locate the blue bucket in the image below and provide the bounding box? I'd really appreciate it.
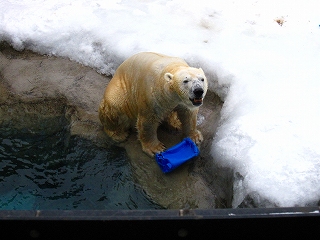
[155,137,200,173]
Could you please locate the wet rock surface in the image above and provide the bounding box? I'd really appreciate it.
[0,42,232,209]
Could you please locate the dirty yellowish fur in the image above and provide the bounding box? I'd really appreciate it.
[99,52,208,157]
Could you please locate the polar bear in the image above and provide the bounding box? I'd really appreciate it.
[99,52,208,157]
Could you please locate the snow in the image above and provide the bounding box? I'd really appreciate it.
[1,0,320,207]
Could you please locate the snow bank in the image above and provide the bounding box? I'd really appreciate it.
[1,0,320,207]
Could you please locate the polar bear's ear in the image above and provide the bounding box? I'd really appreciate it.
[164,73,173,82]
[199,68,204,72]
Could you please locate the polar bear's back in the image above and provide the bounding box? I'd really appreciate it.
[115,52,189,82]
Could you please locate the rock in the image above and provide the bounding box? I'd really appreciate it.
[0,41,231,209]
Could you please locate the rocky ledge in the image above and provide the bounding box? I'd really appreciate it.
[0,42,233,209]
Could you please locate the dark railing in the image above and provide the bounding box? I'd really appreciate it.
[1,207,319,239]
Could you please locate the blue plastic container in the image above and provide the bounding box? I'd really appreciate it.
[155,137,200,173]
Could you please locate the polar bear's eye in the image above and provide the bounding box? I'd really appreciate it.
[200,78,204,82]
[183,79,189,84]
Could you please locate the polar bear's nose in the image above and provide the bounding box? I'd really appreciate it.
[193,88,204,98]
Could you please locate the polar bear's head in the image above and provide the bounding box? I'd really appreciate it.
[165,67,208,108]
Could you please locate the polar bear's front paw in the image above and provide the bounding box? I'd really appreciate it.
[142,141,166,157]
[189,130,203,145]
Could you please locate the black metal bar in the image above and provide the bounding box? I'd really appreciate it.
[0,207,319,220]
[0,207,319,239]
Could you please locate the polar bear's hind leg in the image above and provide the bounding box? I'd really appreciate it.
[99,100,130,142]
[104,127,129,142]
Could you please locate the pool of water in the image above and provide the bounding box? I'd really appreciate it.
[0,118,163,210]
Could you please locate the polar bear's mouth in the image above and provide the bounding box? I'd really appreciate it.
[189,97,203,106]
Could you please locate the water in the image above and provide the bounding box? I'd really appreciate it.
[0,119,163,210]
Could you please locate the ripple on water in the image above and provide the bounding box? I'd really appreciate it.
[0,121,163,210]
